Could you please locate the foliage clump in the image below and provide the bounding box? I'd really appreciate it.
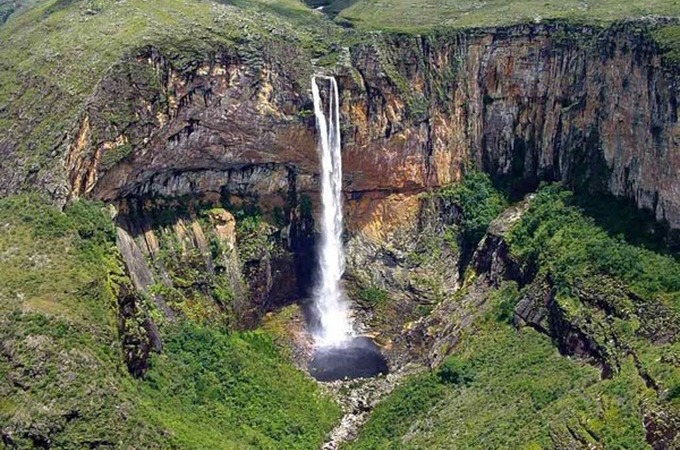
[437,171,506,245]
[358,285,390,305]
[235,209,274,262]
[437,357,473,385]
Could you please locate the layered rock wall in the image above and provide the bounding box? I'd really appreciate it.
[61,23,679,237]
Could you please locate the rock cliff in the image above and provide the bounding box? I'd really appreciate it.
[45,22,678,260]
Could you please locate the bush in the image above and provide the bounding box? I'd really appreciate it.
[235,211,273,262]
[491,282,520,324]
[438,357,473,385]
[438,171,506,245]
[358,286,389,305]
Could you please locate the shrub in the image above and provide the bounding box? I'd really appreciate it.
[235,211,273,262]
[438,357,473,385]
[438,171,506,245]
[358,286,389,305]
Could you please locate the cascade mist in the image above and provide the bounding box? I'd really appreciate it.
[311,75,353,347]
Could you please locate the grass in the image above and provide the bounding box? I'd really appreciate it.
[347,284,654,449]
[338,0,680,32]
[0,194,340,448]
[348,184,680,449]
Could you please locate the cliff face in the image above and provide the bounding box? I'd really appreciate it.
[341,23,679,233]
[62,23,679,240]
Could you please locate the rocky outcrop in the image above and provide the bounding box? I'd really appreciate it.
[405,198,530,366]
[0,0,27,25]
[51,22,677,241]
[112,191,316,328]
[65,47,317,204]
[345,192,461,351]
[514,278,616,376]
[115,224,175,318]
[116,281,162,378]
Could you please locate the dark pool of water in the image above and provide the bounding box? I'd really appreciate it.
[308,337,389,381]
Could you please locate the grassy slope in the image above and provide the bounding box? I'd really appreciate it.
[338,0,680,32]
[348,183,680,450]
[348,301,653,449]
[0,196,339,449]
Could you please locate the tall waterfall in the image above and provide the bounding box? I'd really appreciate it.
[311,75,353,347]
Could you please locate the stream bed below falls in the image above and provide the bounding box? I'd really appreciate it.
[303,331,420,449]
[271,301,422,449]
[317,363,423,450]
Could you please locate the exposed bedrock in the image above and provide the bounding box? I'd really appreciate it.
[58,22,680,240]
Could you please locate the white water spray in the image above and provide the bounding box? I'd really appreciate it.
[311,75,353,347]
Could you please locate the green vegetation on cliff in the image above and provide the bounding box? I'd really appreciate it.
[0,196,339,448]
[348,283,652,449]
[437,171,506,245]
[510,185,680,305]
[509,185,680,402]
[349,184,680,449]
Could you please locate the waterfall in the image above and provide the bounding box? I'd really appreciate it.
[311,75,353,347]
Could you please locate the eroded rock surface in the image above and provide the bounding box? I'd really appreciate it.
[40,23,676,236]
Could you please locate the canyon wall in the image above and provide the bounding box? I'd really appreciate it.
[341,22,679,236]
[59,23,679,239]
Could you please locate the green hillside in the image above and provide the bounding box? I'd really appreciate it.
[0,196,340,448]
[336,0,680,31]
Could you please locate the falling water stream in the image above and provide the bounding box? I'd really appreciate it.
[308,76,388,382]
[311,75,353,347]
